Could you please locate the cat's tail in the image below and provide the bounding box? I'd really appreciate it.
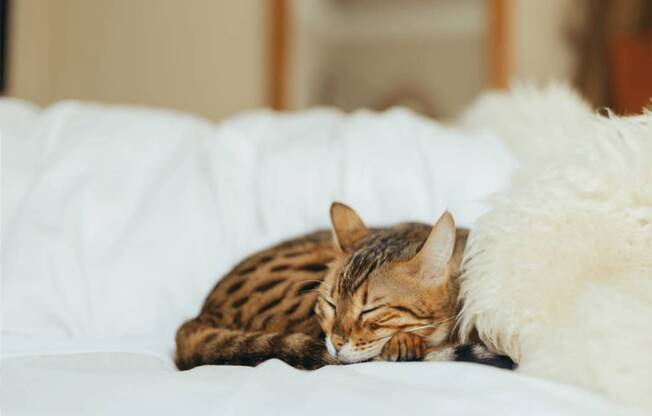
[425,343,516,370]
[175,318,336,371]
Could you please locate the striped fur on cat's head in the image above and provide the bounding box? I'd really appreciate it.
[316,203,459,363]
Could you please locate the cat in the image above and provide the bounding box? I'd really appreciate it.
[175,202,514,370]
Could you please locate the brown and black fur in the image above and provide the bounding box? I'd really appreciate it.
[176,203,515,371]
[176,231,339,370]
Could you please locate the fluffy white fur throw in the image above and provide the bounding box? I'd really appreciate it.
[457,85,652,411]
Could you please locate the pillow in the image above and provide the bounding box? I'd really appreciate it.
[1,100,515,346]
[458,87,652,411]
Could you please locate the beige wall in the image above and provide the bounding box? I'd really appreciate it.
[7,0,266,120]
[512,0,579,83]
[6,0,580,119]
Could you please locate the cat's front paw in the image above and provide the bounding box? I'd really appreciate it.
[380,332,425,362]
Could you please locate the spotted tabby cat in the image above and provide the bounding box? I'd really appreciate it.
[176,203,514,370]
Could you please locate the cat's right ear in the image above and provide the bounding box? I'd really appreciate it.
[402,211,456,285]
[330,202,369,253]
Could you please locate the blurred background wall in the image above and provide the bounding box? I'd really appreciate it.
[2,0,650,120]
[6,0,266,119]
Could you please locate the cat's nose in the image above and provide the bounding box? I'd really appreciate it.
[331,334,345,351]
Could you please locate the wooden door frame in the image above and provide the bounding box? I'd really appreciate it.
[267,0,289,110]
[487,0,512,89]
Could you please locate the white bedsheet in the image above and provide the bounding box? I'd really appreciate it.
[2,351,636,416]
[0,99,636,415]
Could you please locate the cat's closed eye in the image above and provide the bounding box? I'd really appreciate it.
[359,305,383,317]
[322,298,336,311]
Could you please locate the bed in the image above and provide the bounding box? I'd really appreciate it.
[1,97,642,415]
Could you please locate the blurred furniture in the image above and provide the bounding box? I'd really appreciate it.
[610,33,652,113]
[268,0,512,118]
[573,0,652,113]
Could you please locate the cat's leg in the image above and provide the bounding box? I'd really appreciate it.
[379,332,426,361]
[422,344,457,362]
[175,317,337,370]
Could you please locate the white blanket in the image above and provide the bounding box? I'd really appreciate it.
[0,98,637,415]
[2,353,626,416]
[458,86,652,412]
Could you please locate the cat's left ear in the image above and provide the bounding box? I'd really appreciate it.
[330,202,370,253]
[404,211,456,284]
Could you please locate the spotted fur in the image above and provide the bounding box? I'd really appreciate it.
[175,203,515,371]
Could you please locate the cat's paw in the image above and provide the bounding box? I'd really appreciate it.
[380,332,425,362]
[423,345,456,362]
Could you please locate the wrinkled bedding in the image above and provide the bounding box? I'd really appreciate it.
[2,352,627,416]
[1,98,638,415]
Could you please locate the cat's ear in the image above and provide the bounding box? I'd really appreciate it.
[330,202,369,253]
[405,211,456,284]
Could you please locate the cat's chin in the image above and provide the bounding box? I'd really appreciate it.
[325,337,381,364]
[336,344,384,364]
[337,355,373,364]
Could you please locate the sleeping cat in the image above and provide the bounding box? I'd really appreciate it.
[176,203,514,370]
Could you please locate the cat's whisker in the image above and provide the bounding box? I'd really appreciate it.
[404,324,435,333]
[371,319,453,342]
[373,327,432,342]
[402,318,455,334]
[408,318,454,332]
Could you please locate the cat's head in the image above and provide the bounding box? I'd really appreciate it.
[316,202,459,363]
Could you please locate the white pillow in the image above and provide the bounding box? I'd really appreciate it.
[1,100,516,346]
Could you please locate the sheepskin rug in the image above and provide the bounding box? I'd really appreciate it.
[457,85,652,412]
